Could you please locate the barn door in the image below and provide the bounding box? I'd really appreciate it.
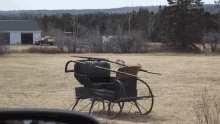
[21,33,33,44]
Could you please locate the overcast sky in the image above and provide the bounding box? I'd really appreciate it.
[0,0,217,11]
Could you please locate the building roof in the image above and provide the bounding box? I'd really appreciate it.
[0,20,42,32]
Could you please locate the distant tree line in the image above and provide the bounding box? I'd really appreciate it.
[1,0,220,53]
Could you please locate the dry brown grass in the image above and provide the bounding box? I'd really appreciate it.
[0,53,220,124]
[15,42,21,45]
[2,42,220,55]
[0,45,92,54]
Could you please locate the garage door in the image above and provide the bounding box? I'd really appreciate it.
[21,33,33,44]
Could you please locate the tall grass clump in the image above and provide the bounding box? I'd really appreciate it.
[193,87,220,124]
[28,46,62,54]
[0,46,9,55]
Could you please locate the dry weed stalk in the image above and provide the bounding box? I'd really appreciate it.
[193,87,220,124]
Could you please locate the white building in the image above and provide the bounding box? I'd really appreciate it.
[0,20,42,44]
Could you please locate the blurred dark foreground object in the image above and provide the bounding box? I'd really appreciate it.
[0,108,100,124]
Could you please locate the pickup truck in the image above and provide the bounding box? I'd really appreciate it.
[35,37,55,45]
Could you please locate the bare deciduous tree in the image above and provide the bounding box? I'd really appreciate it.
[0,31,10,55]
[78,25,88,38]
[110,32,135,53]
[131,30,148,53]
[103,36,115,53]
[41,22,61,38]
[116,25,123,36]
[203,30,220,52]
[105,18,114,36]
[87,31,102,53]
[147,14,159,41]
[64,36,78,53]
[128,11,132,36]
[70,14,80,37]
[54,33,65,53]
[64,15,82,53]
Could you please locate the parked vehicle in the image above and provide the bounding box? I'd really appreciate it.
[35,36,55,45]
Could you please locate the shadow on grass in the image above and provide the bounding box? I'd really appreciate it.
[112,112,167,123]
[90,110,167,123]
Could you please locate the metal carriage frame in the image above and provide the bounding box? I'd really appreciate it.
[65,56,161,119]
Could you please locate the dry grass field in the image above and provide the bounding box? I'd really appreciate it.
[0,53,220,124]
[2,42,220,54]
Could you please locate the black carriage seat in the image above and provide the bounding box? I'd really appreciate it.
[74,62,111,86]
[74,62,114,99]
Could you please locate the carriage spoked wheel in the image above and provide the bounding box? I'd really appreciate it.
[71,98,97,114]
[106,101,124,119]
[89,99,124,120]
[88,99,106,115]
[71,98,112,117]
[121,78,154,117]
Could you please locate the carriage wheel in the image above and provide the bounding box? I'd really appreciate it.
[137,78,154,115]
[71,98,96,114]
[122,78,154,116]
[107,102,124,119]
[89,100,124,120]
[89,99,106,116]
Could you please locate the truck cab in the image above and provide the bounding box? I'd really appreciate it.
[35,36,54,45]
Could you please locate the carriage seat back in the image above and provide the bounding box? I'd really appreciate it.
[116,66,140,80]
[116,66,140,92]
[74,62,111,85]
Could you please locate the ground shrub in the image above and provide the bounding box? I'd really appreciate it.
[28,46,62,54]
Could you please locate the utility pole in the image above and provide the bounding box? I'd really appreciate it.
[98,15,100,38]
[204,26,206,49]
[129,12,131,36]
[128,3,133,36]
[98,29,99,38]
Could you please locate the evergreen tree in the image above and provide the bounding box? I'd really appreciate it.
[130,11,138,31]
[42,14,48,31]
[99,19,106,35]
[210,13,220,32]
[152,5,166,42]
[161,0,205,52]
[122,13,129,33]
[55,18,65,32]
[49,14,58,27]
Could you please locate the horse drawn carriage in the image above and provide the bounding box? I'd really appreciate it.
[65,56,161,119]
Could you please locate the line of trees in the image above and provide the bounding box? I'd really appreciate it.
[1,0,220,53]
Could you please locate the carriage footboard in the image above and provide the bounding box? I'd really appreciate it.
[75,87,92,99]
